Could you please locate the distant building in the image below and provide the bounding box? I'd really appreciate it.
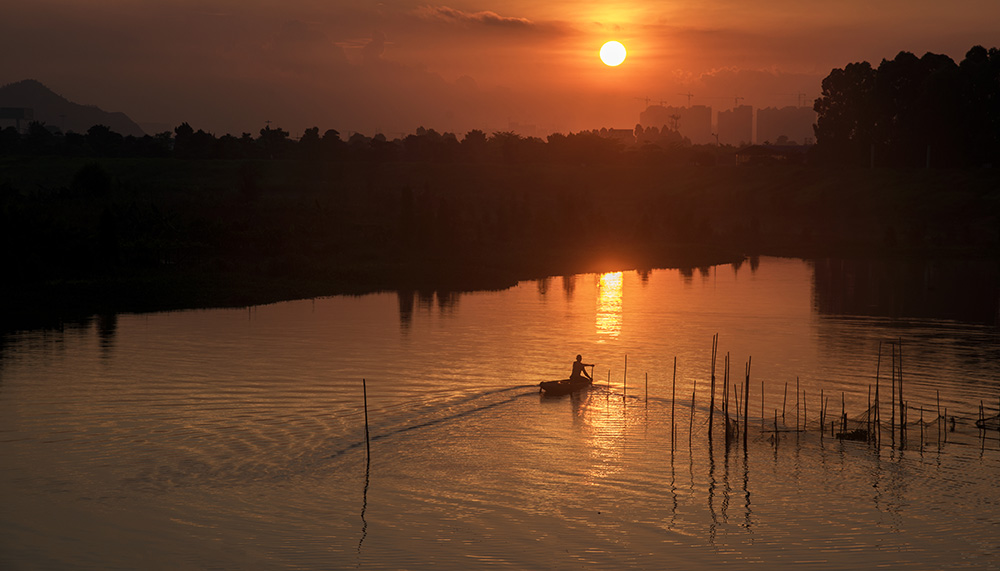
[639,105,713,144]
[0,107,34,133]
[717,105,753,146]
[756,106,817,145]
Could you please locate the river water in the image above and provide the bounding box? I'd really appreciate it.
[2,257,999,569]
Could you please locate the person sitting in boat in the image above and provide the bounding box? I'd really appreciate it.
[571,354,594,381]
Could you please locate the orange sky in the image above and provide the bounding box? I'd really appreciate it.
[2,0,997,138]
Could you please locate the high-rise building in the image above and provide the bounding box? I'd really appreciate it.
[717,105,753,146]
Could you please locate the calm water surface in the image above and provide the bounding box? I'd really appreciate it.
[2,257,999,569]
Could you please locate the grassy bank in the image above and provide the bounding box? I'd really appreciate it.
[2,156,998,330]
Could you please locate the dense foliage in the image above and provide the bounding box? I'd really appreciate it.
[0,121,719,167]
[814,45,1000,167]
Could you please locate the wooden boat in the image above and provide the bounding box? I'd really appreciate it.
[539,376,593,396]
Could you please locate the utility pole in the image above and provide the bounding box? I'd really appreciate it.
[634,96,651,108]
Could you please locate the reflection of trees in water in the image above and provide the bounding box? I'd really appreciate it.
[436,291,460,313]
[398,289,461,328]
[561,275,576,300]
[812,258,999,325]
[536,277,550,296]
[97,313,117,353]
[397,290,415,330]
[417,290,435,310]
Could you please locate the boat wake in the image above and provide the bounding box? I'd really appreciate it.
[327,384,539,460]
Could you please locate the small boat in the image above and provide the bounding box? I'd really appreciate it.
[539,377,593,396]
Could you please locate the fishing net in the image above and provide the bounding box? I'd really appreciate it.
[976,414,1000,431]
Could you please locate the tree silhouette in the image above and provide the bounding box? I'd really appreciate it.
[299,127,322,161]
[86,125,124,157]
[815,45,1000,167]
[258,125,290,159]
[813,62,876,166]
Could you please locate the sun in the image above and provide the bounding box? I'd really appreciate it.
[600,41,627,67]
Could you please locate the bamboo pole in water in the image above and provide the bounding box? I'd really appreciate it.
[867,385,872,442]
[875,381,880,448]
[899,339,905,445]
[645,372,648,407]
[671,357,677,450]
[875,342,882,446]
[773,409,778,444]
[709,335,717,440]
[937,389,941,446]
[782,382,788,420]
[743,357,750,447]
[920,406,924,448]
[803,390,807,432]
[944,406,948,443]
[820,389,825,441]
[733,383,740,425]
[824,396,830,436]
[690,373,696,448]
[891,343,896,448]
[795,376,800,433]
[723,354,730,427]
[362,378,371,460]
[820,389,825,436]
[624,354,628,403]
[841,392,846,435]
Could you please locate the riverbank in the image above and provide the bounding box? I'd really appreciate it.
[2,157,997,331]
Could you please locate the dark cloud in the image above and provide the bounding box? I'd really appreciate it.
[415,6,534,29]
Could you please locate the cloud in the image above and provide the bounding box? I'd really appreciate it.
[415,5,534,29]
[362,30,386,64]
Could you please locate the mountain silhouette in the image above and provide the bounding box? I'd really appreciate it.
[0,79,145,137]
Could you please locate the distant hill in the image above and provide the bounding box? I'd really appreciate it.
[0,79,145,137]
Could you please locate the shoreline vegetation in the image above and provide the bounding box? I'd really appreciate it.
[2,156,998,332]
[3,45,999,331]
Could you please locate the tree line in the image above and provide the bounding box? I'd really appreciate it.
[813,45,1000,168]
[0,121,717,166]
[3,44,998,169]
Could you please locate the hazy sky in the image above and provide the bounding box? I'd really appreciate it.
[3,0,997,137]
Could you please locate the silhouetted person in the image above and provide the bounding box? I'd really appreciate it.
[570,354,594,381]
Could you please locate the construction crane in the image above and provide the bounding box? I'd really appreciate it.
[633,96,652,108]
[678,92,694,106]
[702,96,746,110]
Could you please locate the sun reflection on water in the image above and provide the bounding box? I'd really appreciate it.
[596,272,623,338]
[578,395,627,483]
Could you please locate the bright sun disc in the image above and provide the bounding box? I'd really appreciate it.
[600,41,626,66]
